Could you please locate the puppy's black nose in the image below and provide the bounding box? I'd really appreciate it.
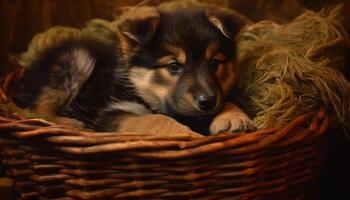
[197,94,216,111]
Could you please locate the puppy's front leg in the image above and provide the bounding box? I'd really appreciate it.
[210,102,256,134]
[108,114,198,135]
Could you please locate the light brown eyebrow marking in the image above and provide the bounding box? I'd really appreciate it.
[177,50,186,64]
[205,43,219,60]
[216,64,225,77]
[218,61,235,95]
[206,43,227,62]
[156,56,176,65]
[165,46,186,64]
[212,53,226,61]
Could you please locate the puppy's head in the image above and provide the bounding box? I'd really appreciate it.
[116,5,249,118]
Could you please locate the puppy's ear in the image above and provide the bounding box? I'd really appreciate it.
[205,5,251,40]
[117,7,160,48]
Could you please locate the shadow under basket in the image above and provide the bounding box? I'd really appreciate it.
[0,70,333,200]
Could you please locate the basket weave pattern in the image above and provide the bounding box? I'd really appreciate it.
[0,71,331,199]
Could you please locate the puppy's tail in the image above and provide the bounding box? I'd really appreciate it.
[13,47,95,110]
[59,48,96,104]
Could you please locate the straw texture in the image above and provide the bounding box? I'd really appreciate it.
[236,4,350,130]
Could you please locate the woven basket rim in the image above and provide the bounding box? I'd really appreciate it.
[0,69,332,199]
[0,69,333,159]
[0,106,332,160]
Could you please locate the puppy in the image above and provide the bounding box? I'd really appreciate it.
[13,5,255,134]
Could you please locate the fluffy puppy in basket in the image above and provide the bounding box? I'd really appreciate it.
[13,4,255,134]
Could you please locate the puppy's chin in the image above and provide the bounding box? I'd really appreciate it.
[163,103,214,134]
[164,102,216,119]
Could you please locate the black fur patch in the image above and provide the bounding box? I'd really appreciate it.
[14,5,247,133]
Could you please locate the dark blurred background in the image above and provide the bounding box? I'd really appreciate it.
[0,0,349,76]
[0,0,349,199]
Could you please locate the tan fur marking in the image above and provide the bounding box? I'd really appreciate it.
[212,53,226,61]
[106,102,151,115]
[156,46,186,66]
[130,67,177,112]
[206,43,234,95]
[165,46,186,64]
[176,50,186,64]
[183,93,195,107]
[156,56,176,66]
[182,79,196,107]
[35,88,68,115]
[116,30,136,59]
[216,64,225,78]
[113,7,160,59]
[113,114,197,135]
[205,43,226,63]
[218,61,235,95]
[158,68,177,85]
[34,87,85,128]
[205,43,219,61]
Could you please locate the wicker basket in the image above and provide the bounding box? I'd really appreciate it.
[0,70,333,199]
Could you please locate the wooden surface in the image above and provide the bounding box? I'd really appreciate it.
[1,0,349,77]
[0,0,230,76]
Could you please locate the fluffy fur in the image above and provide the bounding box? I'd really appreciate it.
[14,4,255,134]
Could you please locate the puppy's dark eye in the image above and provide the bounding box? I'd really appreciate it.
[209,58,220,69]
[167,62,183,74]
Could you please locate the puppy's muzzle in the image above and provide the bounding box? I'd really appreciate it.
[196,93,217,112]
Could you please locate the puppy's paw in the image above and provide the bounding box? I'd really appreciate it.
[210,103,256,134]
